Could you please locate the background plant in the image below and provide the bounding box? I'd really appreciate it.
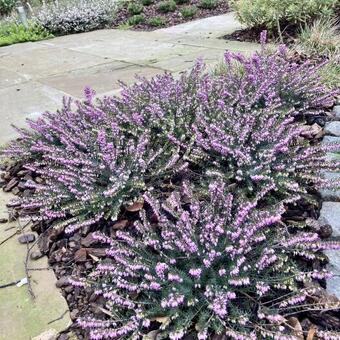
[141,0,153,5]
[127,1,144,15]
[295,18,340,58]
[293,18,340,90]
[230,0,338,39]
[147,15,166,27]
[198,0,218,10]
[0,0,16,16]
[180,5,197,18]
[174,0,189,4]
[0,18,53,46]
[157,0,176,13]
[127,13,145,25]
[36,0,116,34]
[77,182,340,339]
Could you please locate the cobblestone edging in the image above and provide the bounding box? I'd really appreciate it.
[319,104,340,298]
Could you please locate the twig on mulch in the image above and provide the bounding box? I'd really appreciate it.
[17,217,37,299]
[47,310,69,325]
[24,237,38,300]
[27,267,51,271]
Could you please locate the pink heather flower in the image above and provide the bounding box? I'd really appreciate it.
[189,268,202,278]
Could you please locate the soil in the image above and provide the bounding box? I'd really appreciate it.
[112,0,230,31]
[223,24,298,45]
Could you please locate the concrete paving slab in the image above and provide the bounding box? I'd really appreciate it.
[149,47,223,72]
[0,82,67,145]
[40,63,166,98]
[70,38,208,66]
[0,45,111,79]
[155,13,242,38]
[319,202,340,237]
[164,35,260,53]
[0,191,71,340]
[0,68,30,89]
[41,29,171,49]
[0,41,46,57]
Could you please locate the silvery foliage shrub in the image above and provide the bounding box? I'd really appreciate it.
[36,0,116,34]
[231,0,338,30]
[75,181,340,339]
[0,0,16,16]
[2,40,339,235]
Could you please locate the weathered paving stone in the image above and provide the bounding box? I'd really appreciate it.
[319,172,340,201]
[30,249,44,260]
[333,105,340,120]
[325,250,340,298]
[18,233,36,244]
[319,202,340,298]
[318,202,340,237]
[324,121,340,136]
[322,135,340,144]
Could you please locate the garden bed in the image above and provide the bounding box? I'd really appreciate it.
[223,26,296,44]
[112,0,230,30]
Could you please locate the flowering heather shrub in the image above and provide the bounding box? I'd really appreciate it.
[2,44,340,234]
[3,91,184,233]
[76,182,340,339]
[36,0,116,34]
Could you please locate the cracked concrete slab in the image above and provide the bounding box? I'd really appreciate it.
[0,68,31,89]
[155,13,242,38]
[0,191,71,340]
[0,82,67,145]
[0,45,111,79]
[39,63,165,98]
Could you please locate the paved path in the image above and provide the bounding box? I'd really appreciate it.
[0,13,259,145]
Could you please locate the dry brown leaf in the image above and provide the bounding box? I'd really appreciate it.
[300,123,322,138]
[74,248,87,263]
[150,316,170,325]
[287,317,303,340]
[125,199,144,212]
[306,326,317,340]
[88,253,100,262]
[143,330,159,340]
[112,219,129,229]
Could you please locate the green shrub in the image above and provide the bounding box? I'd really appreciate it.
[180,5,197,18]
[127,13,145,25]
[0,19,53,47]
[198,0,218,9]
[147,16,167,27]
[295,18,340,57]
[127,1,144,15]
[318,56,340,89]
[157,0,176,13]
[141,0,153,5]
[231,0,337,32]
[0,0,16,16]
[174,0,189,4]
